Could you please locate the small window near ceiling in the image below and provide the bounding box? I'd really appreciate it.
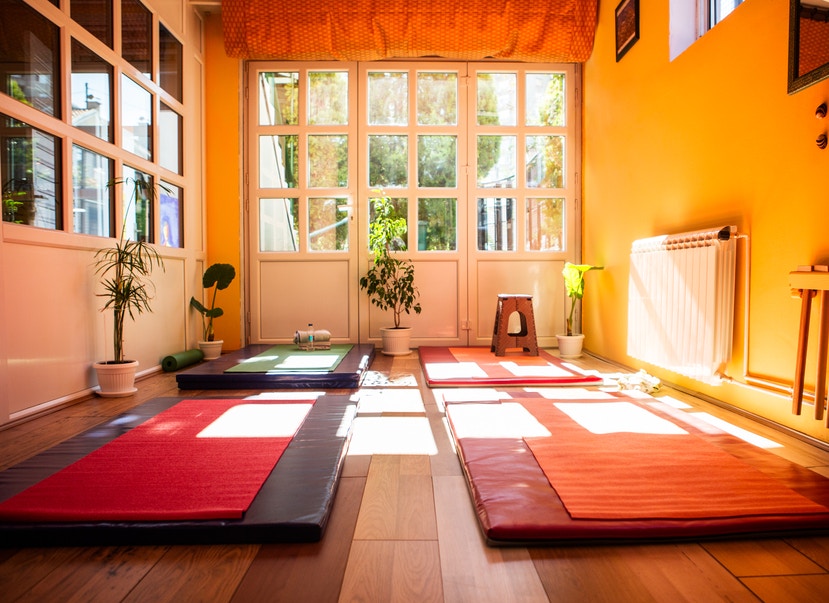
[121,0,152,78]
[670,0,745,60]
[0,0,61,118]
[707,0,743,29]
[71,0,113,48]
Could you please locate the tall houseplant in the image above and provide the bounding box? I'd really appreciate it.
[93,176,165,396]
[190,262,236,359]
[359,194,421,355]
[557,262,602,357]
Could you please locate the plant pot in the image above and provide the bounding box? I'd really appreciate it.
[380,327,413,356]
[556,334,585,358]
[94,360,139,397]
[198,340,223,360]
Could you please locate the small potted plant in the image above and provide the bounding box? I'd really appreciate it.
[557,262,602,358]
[190,262,236,359]
[359,193,421,355]
[94,176,165,396]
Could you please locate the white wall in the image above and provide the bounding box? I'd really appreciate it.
[0,0,207,425]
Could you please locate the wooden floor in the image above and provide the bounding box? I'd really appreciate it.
[2,351,829,602]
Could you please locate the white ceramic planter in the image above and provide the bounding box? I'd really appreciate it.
[381,327,413,356]
[556,334,585,358]
[198,340,224,360]
[94,360,139,397]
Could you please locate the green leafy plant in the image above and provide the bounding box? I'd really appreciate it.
[190,263,236,341]
[94,176,165,363]
[562,262,602,336]
[359,193,421,328]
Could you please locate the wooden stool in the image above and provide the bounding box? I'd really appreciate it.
[490,294,538,356]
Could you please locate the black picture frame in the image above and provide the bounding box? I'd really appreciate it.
[615,0,640,62]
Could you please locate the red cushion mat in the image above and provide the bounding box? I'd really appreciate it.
[521,398,829,520]
[0,399,312,522]
[445,391,829,543]
[419,346,603,387]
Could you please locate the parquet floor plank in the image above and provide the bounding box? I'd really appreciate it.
[6,546,168,603]
[231,476,365,603]
[434,475,548,603]
[122,544,259,603]
[530,543,758,603]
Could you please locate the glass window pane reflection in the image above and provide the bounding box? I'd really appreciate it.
[71,39,113,142]
[121,75,152,160]
[1,113,62,229]
[0,0,60,117]
[72,145,112,236]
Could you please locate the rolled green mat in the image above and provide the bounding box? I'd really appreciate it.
[161,349,204,372]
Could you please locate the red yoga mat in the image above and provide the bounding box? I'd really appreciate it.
[521,397,829,520]
[0,399,313,522]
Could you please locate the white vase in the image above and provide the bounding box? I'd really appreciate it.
[94,360,139,397]
[380,327,413,356]
[198,340,224,360]
[556,334,585,358]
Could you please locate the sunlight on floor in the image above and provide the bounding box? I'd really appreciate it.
[689,412,782,449]
[347,416,438,455]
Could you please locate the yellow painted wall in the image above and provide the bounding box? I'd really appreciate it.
[583,0,829,442]
[204,13,243,349]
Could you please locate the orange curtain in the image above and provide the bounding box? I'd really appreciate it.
[223,0,598,63]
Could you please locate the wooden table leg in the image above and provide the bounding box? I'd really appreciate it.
[793,289,815,415]
[818,291,829,422]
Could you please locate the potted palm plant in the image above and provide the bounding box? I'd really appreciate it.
[93,176,165,396]
[359,193,421,355]
[557,262,602,358]
[190,262,236,359]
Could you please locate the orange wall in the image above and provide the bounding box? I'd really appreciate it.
[204,13,243,349]
[583,0,829,442]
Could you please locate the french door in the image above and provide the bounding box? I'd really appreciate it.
[245,61,580,347]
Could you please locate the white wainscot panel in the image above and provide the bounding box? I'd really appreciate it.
[259,260,351,340]
[368,260,458,339]
[476,259,565,343]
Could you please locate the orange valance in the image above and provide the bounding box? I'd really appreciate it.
[222,0,598,63]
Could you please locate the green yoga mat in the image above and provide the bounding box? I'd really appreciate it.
[225,344,353,373]
[161,349,204,372]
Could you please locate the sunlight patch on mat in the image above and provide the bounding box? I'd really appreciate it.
[424,362,488,379]
[501,361,574,378]
[525,387,616,400]
[274,354,340,369]
[690,412,782,449]
[197,403,312,438]
[554,402,688,435]
[245,391,324,400]
[433,388,512,404]
[356,389,424,414]
[347,417,438,455]
[447,403,551,439]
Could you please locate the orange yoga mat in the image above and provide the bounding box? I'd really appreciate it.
[521,397,829,520]
[0,399,312,522]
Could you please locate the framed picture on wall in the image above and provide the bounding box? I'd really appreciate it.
[615,0,640,62]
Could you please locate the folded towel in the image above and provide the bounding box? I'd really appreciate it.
[294,329,332,350]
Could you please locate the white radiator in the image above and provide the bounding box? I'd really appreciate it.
[627,226,738,384]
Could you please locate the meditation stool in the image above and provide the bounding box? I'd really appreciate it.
[490,294,538,356]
